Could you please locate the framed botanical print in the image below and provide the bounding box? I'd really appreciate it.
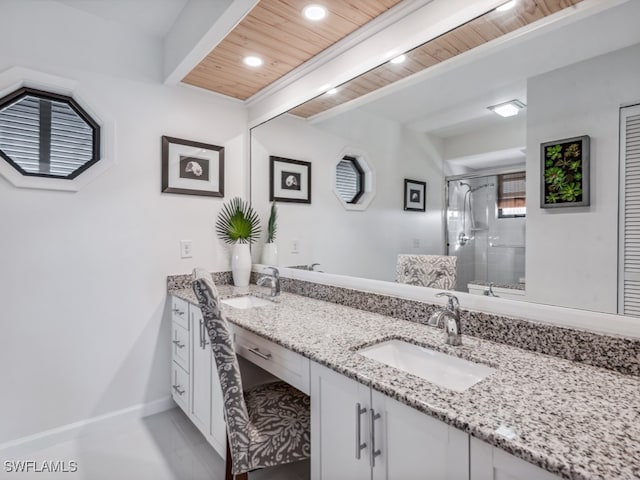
[540,135,590,208]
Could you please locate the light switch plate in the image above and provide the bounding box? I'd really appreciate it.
[180,240,193,258]
[291,239,300,254]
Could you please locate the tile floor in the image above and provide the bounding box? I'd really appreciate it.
[1,408,310,480]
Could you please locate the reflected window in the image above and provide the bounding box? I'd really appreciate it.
[335,155,364,204]
[0,87,100,179]
[498,172,526,218]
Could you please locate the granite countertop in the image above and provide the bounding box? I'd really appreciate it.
[170,285,640,480]
[468,280,526,291]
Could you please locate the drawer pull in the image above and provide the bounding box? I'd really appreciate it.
[172,384,185,395]
[355,403,367,460]
[248,347,272,360]
[369,409,382,468]
[172,340,185,349]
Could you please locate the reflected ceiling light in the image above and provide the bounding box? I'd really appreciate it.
[390,54,406,64]
[326,88,338,95]
[495,0,517,12]
[303,4,327,21]
[488,99,526,117]
[243,56,263,67]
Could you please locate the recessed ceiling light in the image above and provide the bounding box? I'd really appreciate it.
[303,4,327,21]
[390,54,406,64]
[326,88,338,95]
[243,56,263,67]
[488,100,526,117]
[495,0,517,12]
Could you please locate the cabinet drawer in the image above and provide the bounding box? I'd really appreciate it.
[171,362,190,412]
[171,297,188,330]
[172,322,190,372]
[231,325,310,395]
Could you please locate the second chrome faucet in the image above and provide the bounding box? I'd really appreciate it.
[428,292,462,346]
[257,267,280,297]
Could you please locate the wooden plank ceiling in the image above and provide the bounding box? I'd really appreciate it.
[182,0,403,100]
[289,0,584,118]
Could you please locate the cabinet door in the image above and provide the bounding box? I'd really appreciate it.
[470,437,560,480]
[190,306,211,437]
[371,390,469,480]
[310,362,371,480]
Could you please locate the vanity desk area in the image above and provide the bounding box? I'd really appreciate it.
[167,272,640,480]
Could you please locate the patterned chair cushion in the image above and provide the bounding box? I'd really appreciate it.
[191,268,310,475]
[396,254,457,290]
[245,381,311,469]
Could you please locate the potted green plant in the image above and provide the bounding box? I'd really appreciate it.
[215,197,261,286]
[262,202,278,265]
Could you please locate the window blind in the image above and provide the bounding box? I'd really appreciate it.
[336,156,363,203]
[497,172,526,217]
[0,94,94,177]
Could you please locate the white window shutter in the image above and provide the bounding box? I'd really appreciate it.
[619,104,640,316]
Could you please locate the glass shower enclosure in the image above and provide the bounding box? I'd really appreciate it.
[445,172,526,292]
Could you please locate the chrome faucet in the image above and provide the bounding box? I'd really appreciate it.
[484,282,499,297]
[428,292,462,346]
[257,267,280,297]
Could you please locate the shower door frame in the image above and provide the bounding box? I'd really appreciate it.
[444,166,526,287]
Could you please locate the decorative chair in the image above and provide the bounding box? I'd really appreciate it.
[395,254,458,290]
[191,268,310,480]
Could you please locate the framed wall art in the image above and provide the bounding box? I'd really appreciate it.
[269,155,311,204]
[404,179,426,212]
[161,136,224,197]
[540,135,590,208]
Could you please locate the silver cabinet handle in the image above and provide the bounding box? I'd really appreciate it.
[172,308,184,316]
[355,403,367,460]
[172,340,185,349]
[199,318,204,349]
[172,384,185,395]
[247,347,272,360]
[369,408,382,468]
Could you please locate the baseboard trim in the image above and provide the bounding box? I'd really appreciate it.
[0,396,175,458]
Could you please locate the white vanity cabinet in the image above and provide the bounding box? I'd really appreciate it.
[470,437,561,480]
[310,361,469,480]
[170,297,226,458]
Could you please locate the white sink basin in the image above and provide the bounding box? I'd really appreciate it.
[358,339,495,392]
[221,296,274,309]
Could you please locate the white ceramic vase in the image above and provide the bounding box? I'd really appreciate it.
[261,242,278,266]
[231,242,252,287]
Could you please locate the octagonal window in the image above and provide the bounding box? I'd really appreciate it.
[0,87,100,179]
[336,155,364,204]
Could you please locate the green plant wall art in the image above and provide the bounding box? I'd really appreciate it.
[540,135,590,208]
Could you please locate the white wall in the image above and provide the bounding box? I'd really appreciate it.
[251,111,444,281]
[526,43,640,313]
[0,2,247,444]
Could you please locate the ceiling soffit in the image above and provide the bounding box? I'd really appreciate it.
[182,0,403,100]
[289,0,583,119]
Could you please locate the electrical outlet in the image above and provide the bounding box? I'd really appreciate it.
[291,239,300,254]
[180,240,193,259]
[413,238,420,248]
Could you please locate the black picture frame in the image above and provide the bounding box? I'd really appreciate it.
[161,136,224,197]
[540,135,590,208]
[404,179,426,212]
[269,155,311,203]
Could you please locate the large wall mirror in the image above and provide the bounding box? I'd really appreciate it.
[250,0,640,316]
